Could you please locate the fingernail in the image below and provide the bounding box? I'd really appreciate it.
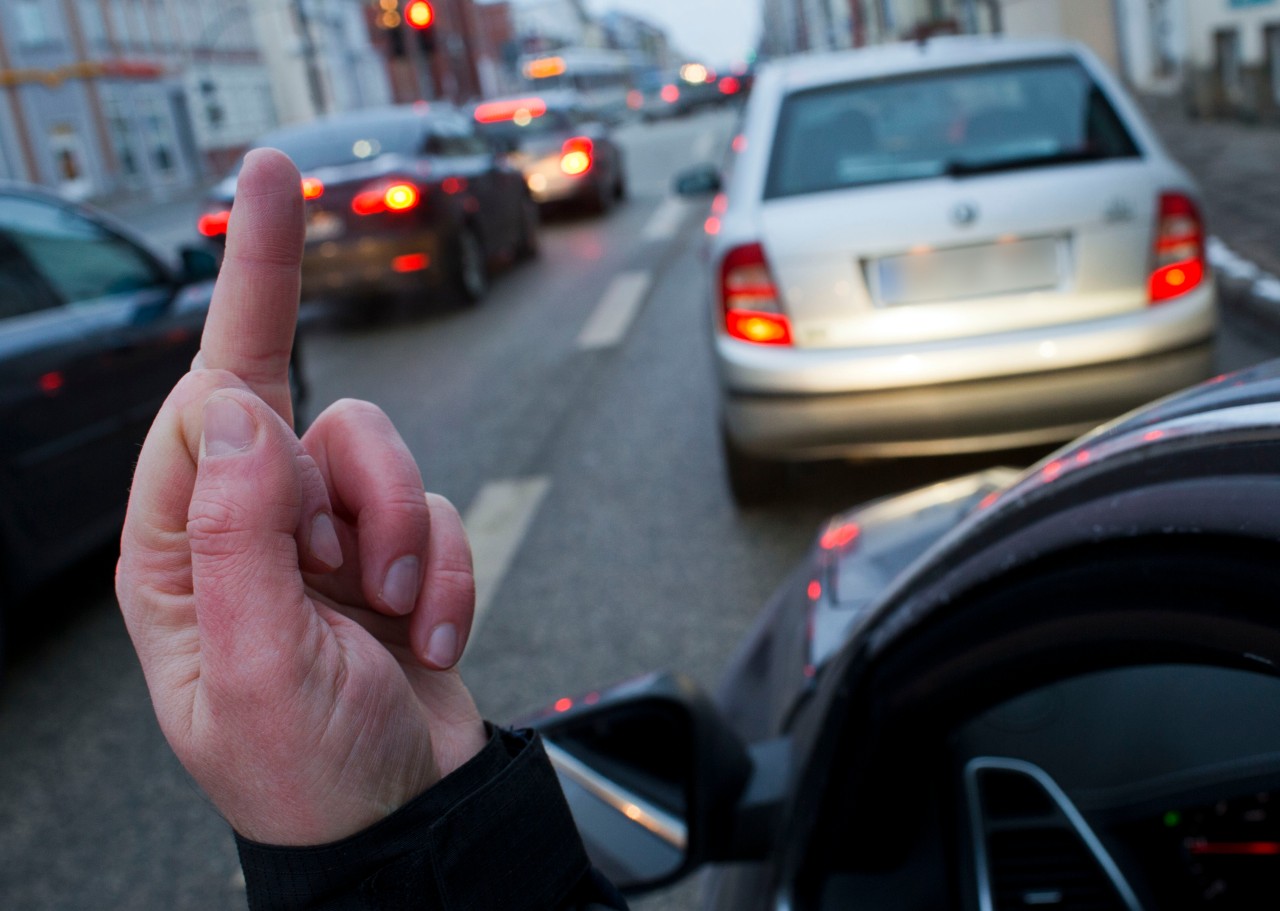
[203,396,257,457]
[425,623,460,669]
[380,556,420,616]
[309,513,343,570]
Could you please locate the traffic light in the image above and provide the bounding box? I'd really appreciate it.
[405,0,433,29]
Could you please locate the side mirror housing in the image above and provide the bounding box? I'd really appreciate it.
[178,245,220,284]
[673,163,722,197]
[528,672,784,894]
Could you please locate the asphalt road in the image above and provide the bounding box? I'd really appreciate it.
[2,108,1278,911]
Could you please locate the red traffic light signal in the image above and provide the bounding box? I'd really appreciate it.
[405,0,433,28]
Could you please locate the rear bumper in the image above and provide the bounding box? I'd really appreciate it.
[300,229,447,301]
[724,339,1217,460]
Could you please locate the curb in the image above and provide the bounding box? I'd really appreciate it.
[1209,236,1280,343]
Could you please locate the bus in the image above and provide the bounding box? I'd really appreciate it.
[520,48,635,123]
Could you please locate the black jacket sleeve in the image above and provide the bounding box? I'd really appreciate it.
[235,726,628,911]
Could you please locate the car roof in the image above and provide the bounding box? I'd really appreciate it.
[762,35,1092,93]
[256,103,459,145]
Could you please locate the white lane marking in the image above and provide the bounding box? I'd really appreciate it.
[641,197,689,241]
[693,129,717,160]
[577,271,653,350]
[463,476,552,633]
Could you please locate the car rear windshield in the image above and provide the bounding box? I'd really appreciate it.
[764,58,1140,200]
[243,116,427,173]
[475,110,576,145]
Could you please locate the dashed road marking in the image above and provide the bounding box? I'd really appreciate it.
[693,129,718,160]
[577,271,653,350]
[463,476,552,633]
[641,197,689,241]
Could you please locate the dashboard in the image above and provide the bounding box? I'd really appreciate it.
[955,664,1280,910]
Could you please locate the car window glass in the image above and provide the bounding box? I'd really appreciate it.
[0,196,167,303]
[427,119,488,156]
[0,237,59,319]
[765,58,1140,199]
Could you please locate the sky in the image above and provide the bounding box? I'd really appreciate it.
[584,0,762,67]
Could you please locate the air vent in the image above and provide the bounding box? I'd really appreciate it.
[987,827,1126,910]
[967,761,1140,911]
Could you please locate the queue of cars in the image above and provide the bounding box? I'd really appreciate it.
[198,104,539,316]
[680,37,1217,506]
[14,32,1280,911]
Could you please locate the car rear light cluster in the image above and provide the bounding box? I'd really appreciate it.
[560,137,593,176]
[197,209,231,237]
[1149,192,1206,304]
[301,177,324,200]
[719,242,792,346]
[352,180,422,216]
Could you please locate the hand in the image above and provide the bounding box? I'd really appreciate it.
[116,149,486,846]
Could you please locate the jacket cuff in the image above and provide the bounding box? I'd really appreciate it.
[235,726,591,910]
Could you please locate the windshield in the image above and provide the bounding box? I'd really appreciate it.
[765,58,1140,199]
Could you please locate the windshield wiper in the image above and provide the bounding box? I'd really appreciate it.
[945,148,1111,178]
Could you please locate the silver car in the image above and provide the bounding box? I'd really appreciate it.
[681,38,1216,505]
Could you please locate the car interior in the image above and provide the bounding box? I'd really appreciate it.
[790,537,1280,911]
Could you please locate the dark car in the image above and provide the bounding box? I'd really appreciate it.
[0,183,303,663]
[472,91,626,215]
[198,104,538,311]
[527,360,1280,909]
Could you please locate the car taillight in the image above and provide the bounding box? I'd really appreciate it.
[1149,192,1205,304]
[661,84,679,104]
[301,177,324,200]
[197,209,231,237]
[719,242,791,346]
[560,137,593,176]
[352,181,422,215]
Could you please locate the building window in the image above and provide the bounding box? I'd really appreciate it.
[1267,24,1280,108]
[1215,28,1244,104]
[77,0,107,46]
[15,0,55,46]
[48,124,93,199]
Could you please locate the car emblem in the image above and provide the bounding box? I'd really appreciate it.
[1104,197,1135,223]
[952,202,979,226]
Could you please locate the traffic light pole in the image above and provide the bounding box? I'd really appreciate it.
[404,22,435,100]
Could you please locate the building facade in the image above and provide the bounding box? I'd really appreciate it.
[0,0,391,201]
[1181,0,1280,123]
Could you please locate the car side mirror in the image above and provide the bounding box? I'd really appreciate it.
[178,245,220,284]
[528,672,785,894]
[673,163,722,197]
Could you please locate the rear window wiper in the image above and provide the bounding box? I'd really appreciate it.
[945,148,1116,178]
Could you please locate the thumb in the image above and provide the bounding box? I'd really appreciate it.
[188,390,316,689]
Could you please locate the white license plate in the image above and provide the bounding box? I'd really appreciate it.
[873,236,1062,306]
[305,211,344,242]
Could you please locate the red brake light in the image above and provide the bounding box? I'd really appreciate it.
[352,181,421,215]
[1149,192,1205,304]
[719,76,741,95]
[197,209,231,237]
[301,177,324,200]
[660,84,679,104]
[719,243,791,346]
[560,136,593,176]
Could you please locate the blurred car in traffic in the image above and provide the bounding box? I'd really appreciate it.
[199,104,538,314]
[678,38,1217,506]
[528,357,1280,909]
[640,64,741,121]
[472,91,627,214]
[0,183,304,663]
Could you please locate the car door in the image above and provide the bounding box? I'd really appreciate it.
[0,192,198,589]
[429,116,523,257]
